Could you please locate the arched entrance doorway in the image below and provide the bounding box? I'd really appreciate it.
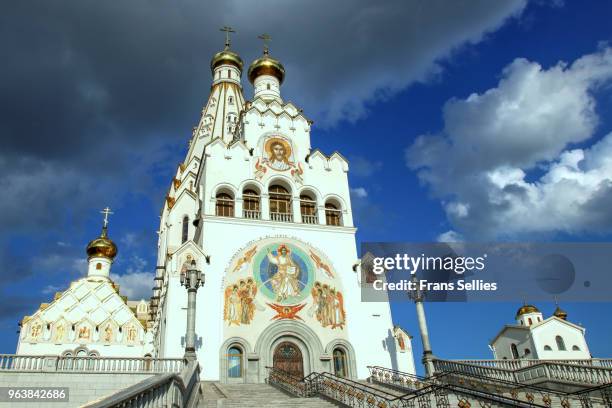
[273,341,304,378]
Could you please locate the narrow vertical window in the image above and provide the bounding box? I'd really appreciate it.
[227,346,243,378]
[243,189,260,219]
[333,348,347,378]
[511,343,519,359]
[556,335,566,351]
[216,193,235,217]
[300,193,317,224]
[325,201,342,226]
[182,216,189,243]
[269,185,292,222]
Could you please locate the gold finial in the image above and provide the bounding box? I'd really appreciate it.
[220,26,236,49]
[100,207,113,236]
[87,207,118,260]
[258,33,272,55]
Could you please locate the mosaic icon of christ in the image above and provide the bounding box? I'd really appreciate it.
[265,138,292,171]
[266,245,302,301]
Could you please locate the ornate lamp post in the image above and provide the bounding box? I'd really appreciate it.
[180,259,204,362]
[408,275,435,377]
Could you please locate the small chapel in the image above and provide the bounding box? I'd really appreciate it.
[16,210,153,358]
[490,303,591,361]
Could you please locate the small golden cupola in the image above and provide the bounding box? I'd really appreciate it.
[210,26,243,86]
[554,305,568,320]
[86,207,117,278]
[515,303,543,326]
[248,34,285,101]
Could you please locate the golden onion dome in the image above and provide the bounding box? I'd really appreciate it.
[248,50,285,85]
[210,47,244,72]
[553,306,568,320]
[86,226,118,260]
[516,304,540,318]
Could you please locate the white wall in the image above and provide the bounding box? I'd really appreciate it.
[531,319,590,359]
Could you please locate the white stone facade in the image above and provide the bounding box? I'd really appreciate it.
[151,48,415,382]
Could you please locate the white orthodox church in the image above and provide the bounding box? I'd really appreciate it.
[151,36,415,382]
[490,304,591,361]
[15,36,416,382]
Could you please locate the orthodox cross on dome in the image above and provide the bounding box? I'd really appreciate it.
[100,207,114,229]
[258,33,272,55]
[220,26,236,49]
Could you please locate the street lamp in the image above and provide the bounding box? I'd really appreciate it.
[180,259,204,362]
[408,275,435,377]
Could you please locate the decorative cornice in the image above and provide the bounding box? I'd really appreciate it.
[200,214,356,234]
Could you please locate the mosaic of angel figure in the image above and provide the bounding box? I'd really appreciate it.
[233,246,257,273]
[266,245,303,302]
[126,325,138,342]
[309,281,346,329]
[78,325,91,340]
[53,323,65,342]
[30,322,42,339]
[102,323,114,342]
[224,278,260,326]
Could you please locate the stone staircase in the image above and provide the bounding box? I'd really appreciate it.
[361,379,519,408]
[198,382,343,408]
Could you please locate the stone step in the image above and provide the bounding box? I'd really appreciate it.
[198,382,342,408]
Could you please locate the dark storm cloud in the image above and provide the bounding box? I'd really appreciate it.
[0,1,530,347]
[0,0,528,264]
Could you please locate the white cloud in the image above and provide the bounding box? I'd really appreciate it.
[42,284,63,294]
[120,233,137,248]
[407,47,612,238]
[349,156,383,177]
[437,230,464,242]
[110,255,154,300]
[350,187,368,199]
[111,271,154,300]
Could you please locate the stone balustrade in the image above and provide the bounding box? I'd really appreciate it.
[0,354,184,374]
[434,358,612,386]
[82,361,201,408]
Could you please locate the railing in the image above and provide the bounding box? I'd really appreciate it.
[572,382,612,407]
[301,214,318,224]
[266,366,313,397]
[434,359,516,382]
[325,209,343,226]
[309,371,406,408]
[368,365,429,390]
[82,361,201,408]
[372,365,604,408]
[453,358,612,369]
[270,212,293,222]
[0,354,184,373]
[266,366,541,408]
[435,358,612,386]
[0,354,46,371]
[243,209,261,219]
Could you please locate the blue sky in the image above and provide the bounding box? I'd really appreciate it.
[1,1,611,372]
